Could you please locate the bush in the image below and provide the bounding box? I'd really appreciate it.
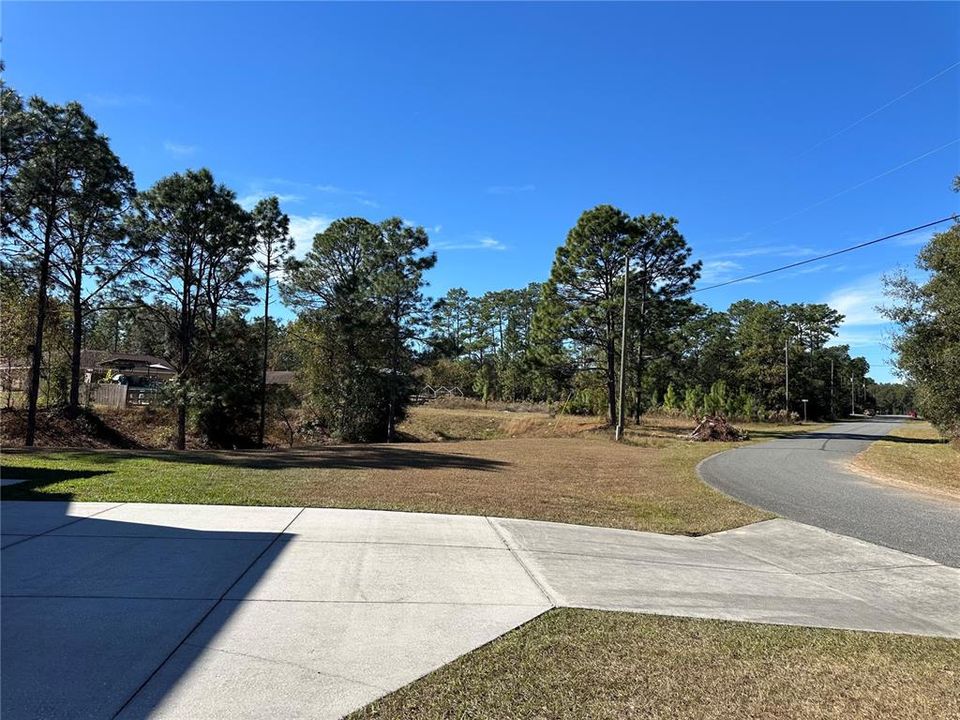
[683,386,704,418]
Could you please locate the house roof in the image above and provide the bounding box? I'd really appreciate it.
[94,353,174,371]
[1,350,175,372]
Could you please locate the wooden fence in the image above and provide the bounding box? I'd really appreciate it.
[85,384,161,409]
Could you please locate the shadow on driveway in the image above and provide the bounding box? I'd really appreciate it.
[1,485,292,719]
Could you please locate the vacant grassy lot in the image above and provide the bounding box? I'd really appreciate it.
[852,421,960,501]
[398,404,607,442]
[0,410,820,534]
[353,609,960,720]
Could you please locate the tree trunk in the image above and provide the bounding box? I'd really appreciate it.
[68,278,83,415]
[25,220,55,447]
[176,294,191,451]
[386,305,401,442]
[257,266,270,448]
[176,401,187,450]
[606,336,617,426]
[632,281,648,424]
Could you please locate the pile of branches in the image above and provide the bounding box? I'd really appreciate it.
[688,414,749,442]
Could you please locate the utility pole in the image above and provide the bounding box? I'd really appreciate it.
[615,253,629,441]
[850,374,855,416]
[830,359,835,418]
[784,338,790,416]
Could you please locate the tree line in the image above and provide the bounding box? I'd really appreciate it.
[881,179,960,441]
[6,80,945,449]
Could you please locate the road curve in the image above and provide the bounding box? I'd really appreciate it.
[699,417,960,567]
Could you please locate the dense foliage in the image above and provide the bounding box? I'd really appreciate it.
[882,187,960,439]
[2,81,935,449]
[281,217,435,442]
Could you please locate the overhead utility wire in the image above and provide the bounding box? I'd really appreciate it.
[798,59,960,157]
[692,215,957,293]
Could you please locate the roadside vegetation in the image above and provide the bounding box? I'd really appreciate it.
[353,609,960,720]
[853,421,960,500]
[881,179,960,444]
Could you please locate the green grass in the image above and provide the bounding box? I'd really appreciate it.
[352,609,960,720]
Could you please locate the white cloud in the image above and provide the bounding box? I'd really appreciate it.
[237,192,304,211]
[434,235,506,251]
[698,260,742,284]
[163,141,198,156]
[315,184,378,207]
[829,328,884,349]
[288,214,333,257]
[709,243,819,259]
[403,219,443,235]
[823,277,887,326]
[486,184,536,195]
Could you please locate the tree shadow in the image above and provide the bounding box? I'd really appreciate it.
[794,431,944,445]
[1,467,112,486]
[4,444,511,473]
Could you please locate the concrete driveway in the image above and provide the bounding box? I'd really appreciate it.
[2,500,958,719]
[699,416,960,566]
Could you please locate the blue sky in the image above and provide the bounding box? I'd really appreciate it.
[4,1,959,382]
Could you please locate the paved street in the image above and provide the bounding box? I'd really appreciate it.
[699,416,960,566]
[3,500,958,719]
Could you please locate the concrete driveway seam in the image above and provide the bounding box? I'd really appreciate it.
[485,516,558,606]
[108,506,308,719]
[0,501,126,550]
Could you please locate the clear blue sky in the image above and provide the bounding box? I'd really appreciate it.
[5,1,959,382]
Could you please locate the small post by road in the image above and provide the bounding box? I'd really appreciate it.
[830,359,834,418]
[801,398,808,423]
[615,253,629,442]
[784,338,790,415]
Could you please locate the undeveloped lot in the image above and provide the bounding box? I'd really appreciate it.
[2,433,777,534]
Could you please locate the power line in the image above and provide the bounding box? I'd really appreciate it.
[692,215,957,293]
[798,59,960,157]
[736,137,960,241]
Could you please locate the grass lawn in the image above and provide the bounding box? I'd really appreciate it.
[852,421,960,501]
[352,609,960,720]
[0,412,822,534]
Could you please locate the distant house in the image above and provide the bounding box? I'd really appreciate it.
[1,350,175,393]
[83,351,175,387]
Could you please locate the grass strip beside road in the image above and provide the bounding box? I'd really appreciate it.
[852,421,960,501]
[352,609,960,720]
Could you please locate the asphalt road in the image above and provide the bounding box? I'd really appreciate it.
[699,416,960,567]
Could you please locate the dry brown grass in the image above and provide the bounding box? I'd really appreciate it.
[1,433,771,534]
[398,405,607,441]
[851,421,960,501]
[2,407,821,534]
[353,609,960,720]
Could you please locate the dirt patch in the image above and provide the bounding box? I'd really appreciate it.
[0,407,144,449]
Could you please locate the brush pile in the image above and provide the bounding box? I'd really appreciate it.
[688,414,749,442]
